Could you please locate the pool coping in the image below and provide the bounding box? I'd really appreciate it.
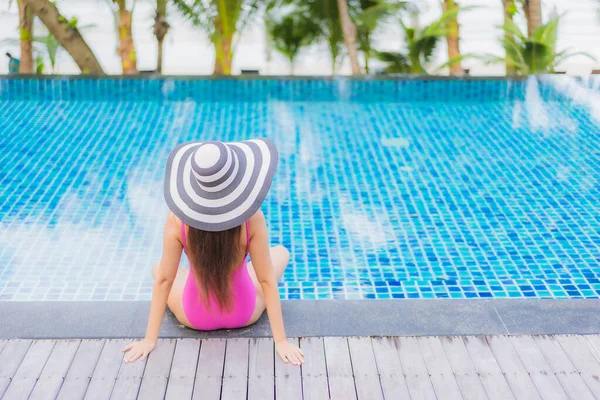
[1,299,599,339]
[0,74,533,81]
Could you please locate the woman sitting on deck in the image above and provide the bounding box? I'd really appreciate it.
[123,139,304,366]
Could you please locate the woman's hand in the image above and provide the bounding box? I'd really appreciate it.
[276,340,305,366]
[122,339,156,363]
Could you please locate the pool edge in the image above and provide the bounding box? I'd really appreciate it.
[1,299,599,339]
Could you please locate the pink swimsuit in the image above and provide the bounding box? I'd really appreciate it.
[181,221,257,330]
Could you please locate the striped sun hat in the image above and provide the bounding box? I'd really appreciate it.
[164,139,279,232]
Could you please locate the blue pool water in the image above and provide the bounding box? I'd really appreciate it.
[0,77,599,301]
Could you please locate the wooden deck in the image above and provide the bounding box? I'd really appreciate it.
[1,335,600,399]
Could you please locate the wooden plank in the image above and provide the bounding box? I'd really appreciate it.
[324,337,357,400]
[486,336,542,400]
[300,337,329,400]
[84,339,129,400]
[137,339,176,400]
[2,340,56,399]
[371,337,411,400]
[0,339,31,398]
[555,335,600,397]
[440,336,488,400]
[165,339,200,400]
[463,336,515,400]
[347,337,383,400]
[581,335,600,364]
[248,338,274,400]
[221,338,249,400]
[275,338,302,400]
[533,335,595,400]
[29,340,81,400]
[418,336,463,400]
[396,337,437,400]
[110,349,148,400]
[509,336,569,400]
[57,340,105,400]
[192,339,226,400]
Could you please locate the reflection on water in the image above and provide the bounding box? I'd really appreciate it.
[0,78,599,300]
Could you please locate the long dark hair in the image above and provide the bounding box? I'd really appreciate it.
[186,224,243,312]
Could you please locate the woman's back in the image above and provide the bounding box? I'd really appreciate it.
[180,220,257,330]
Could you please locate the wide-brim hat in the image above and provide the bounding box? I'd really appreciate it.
[164,139,278,232]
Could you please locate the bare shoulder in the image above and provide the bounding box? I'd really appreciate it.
[165,211,181,239]
[248,210,267,237]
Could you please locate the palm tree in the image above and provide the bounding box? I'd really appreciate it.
[491,16,595,75]
[106,0,138,74]
[443,0,463,75]
[502,0,517,74]
[17,0,34,73]
[2,23,96,73]
[154,0,169,73]
[351,0,409,73]
[375,6,465,74]
[265,7,323,73]
[295,0,344,74]
[337,0,361,74]
[521,0,542,36]
[23,0,104,74]
[172,0,266,75]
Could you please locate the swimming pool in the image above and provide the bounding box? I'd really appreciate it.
[0,77,599,301]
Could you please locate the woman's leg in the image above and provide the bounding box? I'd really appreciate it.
[151,263,194,328]
[245,245,290,325]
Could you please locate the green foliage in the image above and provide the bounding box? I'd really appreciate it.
[172,0,265,46]
[32,31,61,72]
[376,6,466,74]
[350,0,409,72]
[494,16,595,74]
[34,56,44,74]
[19,27,32,41]
[506,1,517,16]
[374,51,410,73]
[2,22,96,74]
[265,7,323,69]
[271,0,345,73]
[68,17,78,29]
[57,15,78,29]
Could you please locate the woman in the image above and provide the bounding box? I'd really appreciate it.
[123,139,304,365]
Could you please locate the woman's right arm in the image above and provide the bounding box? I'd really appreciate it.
[122,213,182,363]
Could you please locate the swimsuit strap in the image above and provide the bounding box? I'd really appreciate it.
[245,221,250,256]
[181,221,187,252]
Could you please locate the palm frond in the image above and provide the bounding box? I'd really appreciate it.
[432,53,479,73]
[553,49,597,65]
[531,15,559,45]
[171,0,213,32]
[375,51,411,73]
[420,6,473,39]
[235,0,270,48]
[499,19,526,42]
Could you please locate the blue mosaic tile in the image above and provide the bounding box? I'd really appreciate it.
[0,77,599,300]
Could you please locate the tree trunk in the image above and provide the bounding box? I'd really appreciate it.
[116,1,137,74]
[523,0,542,36]
[337,0,361,75]
[24,0,103,74]
[503,0,515,75]
[213,35,233,75]
[154,0,169,74]
[18,0,34,73]
[443,0,463,75]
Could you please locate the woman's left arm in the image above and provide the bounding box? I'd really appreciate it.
[123,213,182,363]
[249,212,304,365]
